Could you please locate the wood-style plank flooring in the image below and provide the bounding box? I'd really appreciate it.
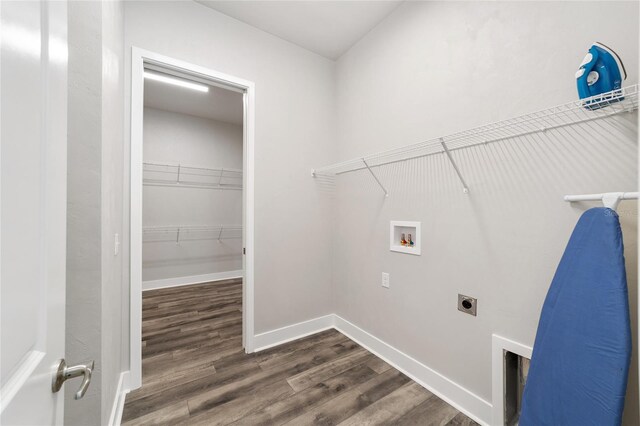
[122,279,479,425]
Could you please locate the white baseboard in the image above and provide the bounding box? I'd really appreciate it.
[251,314,492,424]
[333,315,491,425]
[108,371,130,426]
[142,270,243,291]
[253,314,335,352]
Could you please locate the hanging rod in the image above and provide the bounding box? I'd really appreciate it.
[312,85,638,179]
[564,192,638,211]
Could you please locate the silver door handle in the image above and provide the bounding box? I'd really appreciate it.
[51,359,95,400]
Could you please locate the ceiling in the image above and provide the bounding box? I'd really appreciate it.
[144,76,243,125]
[194,1,403,60]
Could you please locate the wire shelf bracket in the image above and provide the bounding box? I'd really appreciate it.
[440,138,469,194]
[362,158,389,197]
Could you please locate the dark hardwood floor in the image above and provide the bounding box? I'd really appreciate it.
[122,279,479,425]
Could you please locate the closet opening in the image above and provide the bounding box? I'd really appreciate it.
[129,49,255,390]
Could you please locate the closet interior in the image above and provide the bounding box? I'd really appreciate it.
[141,70,244,290]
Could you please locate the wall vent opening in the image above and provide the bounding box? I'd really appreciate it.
[503,350,530,425]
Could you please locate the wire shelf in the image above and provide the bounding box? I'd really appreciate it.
[143,225,242,243]
[144,162,243,190]
[312,85,639,177]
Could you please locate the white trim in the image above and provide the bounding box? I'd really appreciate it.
[333,315,492,425]
[107,371,130,426]
[129,46,144,391]
[129,47,256,390]
[142,271,243,291]
[491,334,532,426]
[242,68,256,354]
[253,315,335,352]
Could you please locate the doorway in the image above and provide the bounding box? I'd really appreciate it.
[129,48,255,390]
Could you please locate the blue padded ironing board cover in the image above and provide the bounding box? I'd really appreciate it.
[520,207,631,426]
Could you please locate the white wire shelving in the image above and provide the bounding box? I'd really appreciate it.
[144,162,243,190]
[312,85,639,196]
[143,225,242,244]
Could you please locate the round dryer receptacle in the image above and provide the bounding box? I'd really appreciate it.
[458,294,477,316]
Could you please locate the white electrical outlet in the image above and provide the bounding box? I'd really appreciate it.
[381,272,390,288]
[114,233,120,256]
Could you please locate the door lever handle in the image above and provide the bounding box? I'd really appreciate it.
[52,359,95,400]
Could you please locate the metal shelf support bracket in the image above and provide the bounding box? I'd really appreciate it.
[362,158,389,197]
[440,138,470,194]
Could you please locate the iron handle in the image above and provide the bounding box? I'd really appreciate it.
[52,359,95,400]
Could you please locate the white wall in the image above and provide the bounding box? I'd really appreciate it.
[123,1,336,348]
[333,1,638,424]
[142,108,243,282]
[67,1,125,424]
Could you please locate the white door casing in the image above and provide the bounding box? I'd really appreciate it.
[129,48,255,390]
[0,1,68,424]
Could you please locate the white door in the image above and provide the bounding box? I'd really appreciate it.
[1,1,69,424]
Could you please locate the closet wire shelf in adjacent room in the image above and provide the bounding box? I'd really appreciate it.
[143,225,243,243]
[144,162,243,190]
[311,85,639,179]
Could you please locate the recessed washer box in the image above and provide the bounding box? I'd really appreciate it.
[390,221,421,255]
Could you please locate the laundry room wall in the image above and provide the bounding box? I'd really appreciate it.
[66,3,103,423]
[122,2,639,423]
[66,0,125,424]
[333,1,639,424]
[123,0,336,353]
[142,107,243,283]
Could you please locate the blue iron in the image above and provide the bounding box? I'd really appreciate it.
[576,42,626,109]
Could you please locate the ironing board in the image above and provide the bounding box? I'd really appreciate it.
[520,207,631,426]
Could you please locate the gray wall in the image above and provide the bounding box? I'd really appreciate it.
[333,1,638,424]
[142,108,243,282]
[123,1,336,350]
[66,0,124,424]
[66,2,103,423]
